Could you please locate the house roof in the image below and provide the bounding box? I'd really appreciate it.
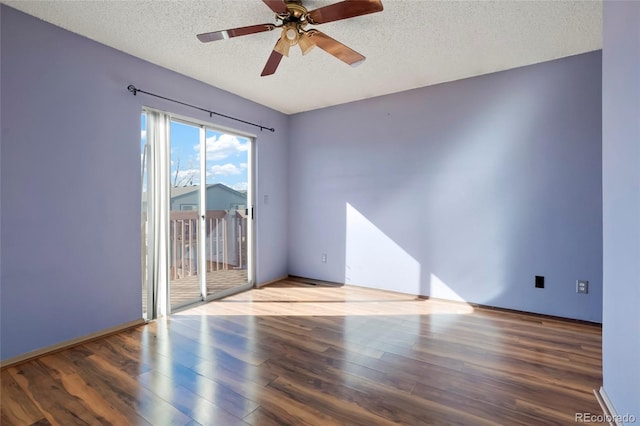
[2,0,602,114]
[170,183,247,201]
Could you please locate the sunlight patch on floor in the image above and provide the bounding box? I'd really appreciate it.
[177,283,474,317]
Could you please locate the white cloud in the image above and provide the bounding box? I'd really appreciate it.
[196,134,248,161]
[141,130,147,140]
[209,163,246,176]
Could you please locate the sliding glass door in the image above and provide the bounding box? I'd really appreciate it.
[141,109,254,317]
[201,128,252,301]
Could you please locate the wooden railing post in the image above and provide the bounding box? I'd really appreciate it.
[238,218,242,270]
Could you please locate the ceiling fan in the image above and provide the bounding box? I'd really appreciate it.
[197,0,383,76]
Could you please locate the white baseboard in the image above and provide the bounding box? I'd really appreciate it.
[0,318,146,370]
[593,386,622,426]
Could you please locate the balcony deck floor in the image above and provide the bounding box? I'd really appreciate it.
[142,269,248,313]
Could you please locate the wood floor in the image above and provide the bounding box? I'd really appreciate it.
[1,279,604,425]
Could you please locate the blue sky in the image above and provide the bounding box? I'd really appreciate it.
[141,114,249,191]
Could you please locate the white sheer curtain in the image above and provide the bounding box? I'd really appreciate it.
[145,109,171,319]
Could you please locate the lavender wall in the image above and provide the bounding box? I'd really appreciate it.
[0,6,3,336]
[0,6,288,361]
[602,1,640,420]
[289,51,603,322]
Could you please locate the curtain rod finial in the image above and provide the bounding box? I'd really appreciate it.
[127,85,138,95]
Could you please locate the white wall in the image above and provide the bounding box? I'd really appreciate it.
[602,1,640,421]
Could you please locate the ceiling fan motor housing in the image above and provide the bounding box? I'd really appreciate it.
[284,1,308,20]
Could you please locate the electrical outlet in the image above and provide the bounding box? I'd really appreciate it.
[321,253,327,263]
[535,275,545,289]
[576,280,589,294]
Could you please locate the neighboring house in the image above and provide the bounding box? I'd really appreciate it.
[170,183,247,212]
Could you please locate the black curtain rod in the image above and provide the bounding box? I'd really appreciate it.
[127,84,275,133]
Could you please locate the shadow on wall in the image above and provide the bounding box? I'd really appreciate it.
[345,203,479,306]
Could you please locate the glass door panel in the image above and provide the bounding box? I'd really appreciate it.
[203,129,252,298]
[169,120,203,309]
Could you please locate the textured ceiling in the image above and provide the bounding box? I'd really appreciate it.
[3,0,602,114]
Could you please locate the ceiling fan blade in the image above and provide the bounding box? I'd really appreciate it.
[307,0,383,25]
[197,24,276,43]
[307,30,365,66]
[261,45,284,76]
[262,0,288,14]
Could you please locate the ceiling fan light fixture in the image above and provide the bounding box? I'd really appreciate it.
[274,34,290,56]
[298,32,315,55]
[286,27,298,41]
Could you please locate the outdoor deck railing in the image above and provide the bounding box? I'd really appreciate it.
[169,210,247,280]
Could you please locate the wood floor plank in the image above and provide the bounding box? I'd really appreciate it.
[61,347,191,425]
[36,354,151,426]
[8,361,109,425]
[140,360,260,419]
[243,387,343,426]
[0,370,48,426]
[1,281,604,425]
[191,347,278,389]
[138,371,249,426]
